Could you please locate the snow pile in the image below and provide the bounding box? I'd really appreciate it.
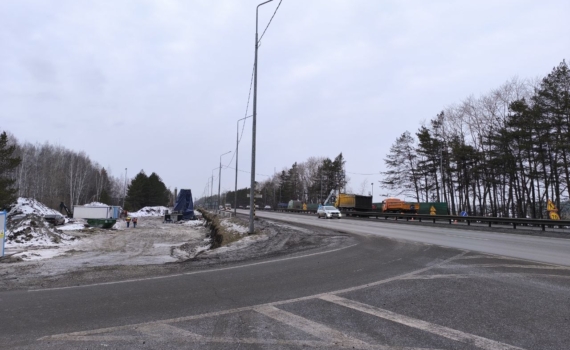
[183,220,204,228]
[220,219,249,235]
[131,206,169,217]
[5,198,77,247]
[8,197,61,218]
[84,202,111,207]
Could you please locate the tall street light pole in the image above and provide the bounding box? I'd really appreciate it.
[211,166,218,209]
[123,168,127,209]
[250,0,274,235]
[218,151,231,211]
[235,115,252,216]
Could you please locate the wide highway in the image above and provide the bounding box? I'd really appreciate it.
[244,209,570,266]
[1,210,569,349]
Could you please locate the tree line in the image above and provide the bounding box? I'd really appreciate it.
[381,60,570,218]
[0,132,172,212]
[196,153,348,209]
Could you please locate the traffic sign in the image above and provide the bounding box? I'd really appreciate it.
[547,200,557,211]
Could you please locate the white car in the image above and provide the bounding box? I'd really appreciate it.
[317,205,342,219]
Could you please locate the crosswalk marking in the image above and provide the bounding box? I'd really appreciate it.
[38,251,540,349]
[320,294,525,350]
[254,305,375,349]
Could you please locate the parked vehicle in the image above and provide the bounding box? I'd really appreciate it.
[264,205,271,210]
[317,205,342,219]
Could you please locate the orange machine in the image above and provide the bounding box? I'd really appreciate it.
[382,198,420,213]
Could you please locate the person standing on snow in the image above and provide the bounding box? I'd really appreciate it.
[132,217,138,228]
[126,216,131,228]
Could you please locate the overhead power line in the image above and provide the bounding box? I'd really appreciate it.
[258,0,283,45]
[346,171,378,176]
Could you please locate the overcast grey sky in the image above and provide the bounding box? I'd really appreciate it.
[2,0,569,201]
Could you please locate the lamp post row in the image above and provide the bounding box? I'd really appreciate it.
[208,0,274,234]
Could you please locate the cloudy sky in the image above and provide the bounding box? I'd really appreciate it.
[2,0,569,202]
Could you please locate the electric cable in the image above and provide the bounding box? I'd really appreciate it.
[258,0,283,45]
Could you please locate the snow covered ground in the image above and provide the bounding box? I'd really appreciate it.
[2,198,207,264]
[0,198,351,292]
[1,198,263,268]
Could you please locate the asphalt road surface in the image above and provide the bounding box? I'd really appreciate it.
[2,212,569,349]
[248,209,570,266]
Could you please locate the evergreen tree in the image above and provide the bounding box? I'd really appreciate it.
[381,131,421,201]
[0,131,22,210]
[125,170,170,210]
[147,172,170,206]
[125,171,148,210]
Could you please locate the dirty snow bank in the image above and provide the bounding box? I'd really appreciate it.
[131,206,170,217]
[5,198,77,248]
[84,201,110,207]
[220,219,249,235]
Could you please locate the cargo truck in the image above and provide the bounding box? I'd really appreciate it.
[378,199,448,215]
[335,194,373,211]
[382,198,420,213]
[73,205,113,219]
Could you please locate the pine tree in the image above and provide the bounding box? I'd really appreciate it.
[0,131,22,210]
[147,172,170,206]
[381,131,421,201]
[125,171,148,210]
[125,170,170,210]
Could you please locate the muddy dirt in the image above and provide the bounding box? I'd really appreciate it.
[0,215,355,291]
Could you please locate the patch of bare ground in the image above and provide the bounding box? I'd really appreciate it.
[0,214,355,291]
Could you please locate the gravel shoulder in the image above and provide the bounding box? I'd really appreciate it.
[0,214,355,291]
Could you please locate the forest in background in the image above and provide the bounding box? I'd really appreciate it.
[196,153,349,209]
[0,131,172,212]
[381,60,569,218]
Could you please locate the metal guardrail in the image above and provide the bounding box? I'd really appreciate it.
[344,212,570,232]
[265,208,570,232]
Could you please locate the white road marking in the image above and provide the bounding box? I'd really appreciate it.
[254,305,375,349]
[458,255,519,260]
[41,253,466,342]
[442,264,570,270]
[398,273,570,281]
[29,243,359,292]
[320,294,525,350]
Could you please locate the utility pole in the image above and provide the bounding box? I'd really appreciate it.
[250,0,274,234]
[235,116,252,216]
[218,151,231,211]
[123,168,127,209]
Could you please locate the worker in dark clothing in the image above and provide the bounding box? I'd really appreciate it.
[132,217,138,228]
